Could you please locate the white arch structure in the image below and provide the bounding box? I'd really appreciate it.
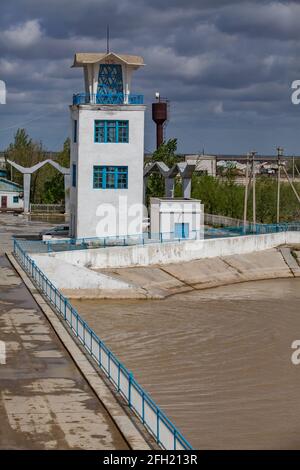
[7,159,70,214]
[144,161,196,199]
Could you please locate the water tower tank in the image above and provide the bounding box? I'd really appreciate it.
[152,97,168,149]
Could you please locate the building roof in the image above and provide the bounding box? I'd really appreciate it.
[72,52,145,67]
[0,178,23,192]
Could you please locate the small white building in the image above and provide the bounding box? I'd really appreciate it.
[0,178,23,211]
[70,52,145,239]
[150,197,203,240]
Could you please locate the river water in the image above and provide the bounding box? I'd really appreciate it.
[72,278,300,449]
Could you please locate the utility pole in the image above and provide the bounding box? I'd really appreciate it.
[293,156,295,182]
[277,147,283,224]
[243,153,250,232]
[251,151,257,227]
[282,165,300,204]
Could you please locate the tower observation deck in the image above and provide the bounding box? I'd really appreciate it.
[72,52,144,105]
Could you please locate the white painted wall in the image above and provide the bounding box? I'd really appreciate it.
[37,231,300,269]
[0,191,23,210]
[69,104,145,239]
[150,198,203,238]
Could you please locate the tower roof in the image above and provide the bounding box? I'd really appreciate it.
[72,52,145,68]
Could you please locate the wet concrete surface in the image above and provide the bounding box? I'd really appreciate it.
[0,214,128,449]
[73,278,300,450]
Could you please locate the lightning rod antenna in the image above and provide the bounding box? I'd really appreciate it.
[106,25,110,54]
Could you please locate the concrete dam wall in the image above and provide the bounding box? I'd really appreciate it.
[31,232,300,299]
[36,231,300,269]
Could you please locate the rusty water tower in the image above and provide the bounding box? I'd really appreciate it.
[152,92,168,149]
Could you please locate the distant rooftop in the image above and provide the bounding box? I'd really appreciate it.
[0,177,22,192]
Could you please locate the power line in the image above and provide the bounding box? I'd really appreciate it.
[0,109,62,133]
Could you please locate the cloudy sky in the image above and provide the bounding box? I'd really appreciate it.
[0,0,299,155]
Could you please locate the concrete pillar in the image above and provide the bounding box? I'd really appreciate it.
[23,173,31,213]
[165,177,175,197]
[183,177,192,198]
[64,174,70,215]
[212,158,217,177]
[143,176,148,204]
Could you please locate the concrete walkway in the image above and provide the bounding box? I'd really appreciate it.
[0,214,129,449]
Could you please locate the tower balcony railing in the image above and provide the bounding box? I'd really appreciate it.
[73,93,144,106]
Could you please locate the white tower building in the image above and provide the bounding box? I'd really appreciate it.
[70,52,145,239]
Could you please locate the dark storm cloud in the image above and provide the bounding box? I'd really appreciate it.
[217,1,300,40]
[0,0,299,153]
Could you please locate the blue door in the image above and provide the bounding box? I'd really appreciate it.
[174,223,189,239]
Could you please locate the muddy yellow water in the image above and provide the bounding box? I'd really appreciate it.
[72,278,300,449]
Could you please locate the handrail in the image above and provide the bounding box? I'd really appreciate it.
[22,222,300,254]
[73,93,144,106]
[13,238,193,450]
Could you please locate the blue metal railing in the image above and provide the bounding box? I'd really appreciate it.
[13,238,193,450]
[15,230,204,254]
[205,222,300,237]
[73,93,144,105]
[15,222,300,255]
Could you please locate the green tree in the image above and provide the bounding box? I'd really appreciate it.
[5,128,45,201]
[191,173,300,224]
[37,138,70,204]
[5,130,70,205]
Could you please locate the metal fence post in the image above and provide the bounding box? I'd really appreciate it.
[117,363,121,392]
[128,372,133,408]
[142,391,145,424]
[99,340,102,367]
[31,260,35,279]
[64,298,67,320]
[108,351,111,378]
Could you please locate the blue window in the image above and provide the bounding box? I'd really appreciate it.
[72,163,76,187]
[175,223,189,239]
[73,120,77,143]
[13,196,19,203]
[94,120,129,143]
[93,166,128,189]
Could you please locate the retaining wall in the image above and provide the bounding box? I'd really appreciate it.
[36,232,300,269]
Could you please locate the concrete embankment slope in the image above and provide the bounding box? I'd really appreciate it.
[31,254,148,299]
[99,247,300,298]
[32,238,300,299]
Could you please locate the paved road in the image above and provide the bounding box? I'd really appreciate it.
[0,214,128,449]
